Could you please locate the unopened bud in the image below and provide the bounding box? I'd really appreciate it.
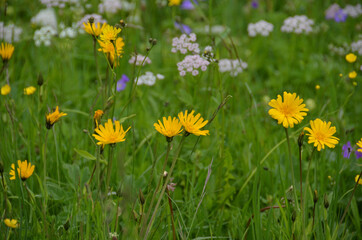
[0,161,4,174]
[37,73,44,86]
[163,171,168,178]
[119,20,126,28]
[148,38,153,44]
[292,210,296,222]
[146,47,151,52]
[139,189,145,205]
[88,17,94,24]
[313,190,318,203]
[152,39,157,46]
[298,131,305,147]
[324,194,329,209]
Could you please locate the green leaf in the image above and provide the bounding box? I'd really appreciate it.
[74,148,96,160]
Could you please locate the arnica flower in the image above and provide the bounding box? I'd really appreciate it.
[10,160,35,181]
[0,42,14,61]
[348,71,357,79]
[169,0,182,6]
[98,37,124,66]
[342,141,352,158]
[345,53,357,63]
[93,119,130,147]
[268,92,309,128]
[178,110,209,136]
[355,175,362,185]
[356,138,362,152]
[94,109,104,128]
[83,22,106,37]
[315,85,320,90]
[154,116,183,141]
[304,118,339,151]
[1,84,11,95]
[46,106,67,129]
[99,25,121,43]
[4,219,18,228]
[24,86,36,95]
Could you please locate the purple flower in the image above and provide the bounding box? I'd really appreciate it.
[251,0,259,9]
[180,0,197,10]
[356,150,362,159]
[342,141,352,159]
[116,74,129,92]
[174,22,192,34]
[334,9,347,22]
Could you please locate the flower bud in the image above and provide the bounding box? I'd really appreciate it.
[324,193,329,209]
[139,189,145,205]
[292,210,296,222]
[313,190,318,203]
[0,161,4,174]
[152,39,157,46]
[37,73,44,86]
[298,131,304,148]
[119,20,126,28]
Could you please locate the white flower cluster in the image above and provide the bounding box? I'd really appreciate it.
[177,54,209,76]
[247,20,274,37]
[171,33,200,54]
[328,43,348,56]
[31,8,58,30]
[136,72,164,86]
[343,4,362,18]
[59,23,78,39]
[34,26,57,47]
[218,59,248,77]
[129,54,152,66]
[195,25,227,34]
[77,14,106,28]
[281,15,314,34]
[40,0,79,8]
[0,22,22,43]
[98,0,135,14]
[351,40,362,55]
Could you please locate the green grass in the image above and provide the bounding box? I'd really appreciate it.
[1,0,361,239]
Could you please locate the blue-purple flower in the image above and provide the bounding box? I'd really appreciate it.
[334,9,347,22]
[251,0,259,9]
[174,22,192,34]
[342,141,352,159]
[180,0,197,10]
[356,150,362,159]
[117,74,129,92]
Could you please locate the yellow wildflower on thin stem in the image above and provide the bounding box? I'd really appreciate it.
[345,53,357,63]
[0,42,14,61]
[268,92,309,128]
[94,109,104,128]
[83,22,106,37]
[355,174,362,185]
[168,0,182,6]
[99,25,121,43]
[10,160,35,181]
[1,84,11,95]
[24,86,36,95]
[304,118,339,151]
[4,218,18,228]
[46,106,67,129]
[357,138,362,152]
[92,119,130,147]
[178,110,209,136]
[154,116,183,142]
[98,37,124,67]
[348,71,357,79]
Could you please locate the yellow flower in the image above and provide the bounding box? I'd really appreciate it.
[24,86,36,95]
[94,109,104,128]
[345,53,357,63]
[169,0,182,6]
[315,85,320,90]
[1,84,11,95]
[46,106,67,129]
[356,138,362,152]
[4,219,18,228]
[10,160,35,181]
[268,92,309,128]
[348,71,357,79]
[99,25,121,43]
[93,119,130,147]
[154,116,183,141]
[98,37,124,66]
[355,175,362,185]
[178,110,209,136]
[83,22,106,37]
[0,42,14,61]
[304,118,339,151]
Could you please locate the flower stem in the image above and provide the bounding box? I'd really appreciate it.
[166,189,176,240]
[142,135,186,239]
[105,146,114,192]
[284,128,298,209]
[339,171,362,225]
